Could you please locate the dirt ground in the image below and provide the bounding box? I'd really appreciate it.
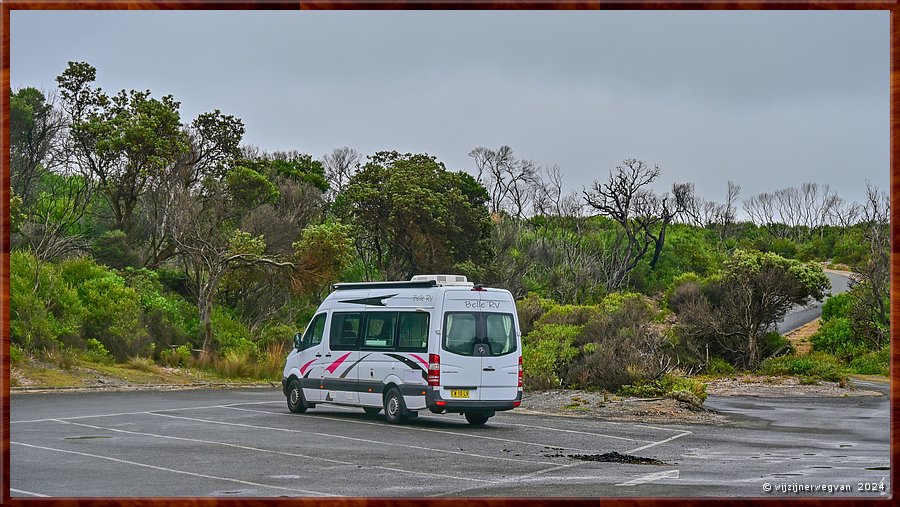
[519,375,886,425]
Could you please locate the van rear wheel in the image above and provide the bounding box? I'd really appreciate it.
[383,388,407,424]
[286,379,308,414]
[465,412,490,426]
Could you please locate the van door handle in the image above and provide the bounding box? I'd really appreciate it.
[483,367,496,372]
[315,354,322,358]
[324,354,332,358]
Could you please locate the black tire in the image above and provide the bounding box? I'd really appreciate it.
[363,407,381,415]
[286,379,308,414]
[465,412,490,426]
[383,388,407,424]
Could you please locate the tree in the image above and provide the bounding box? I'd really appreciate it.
[322,147,360,201]
[56,61,189,234]
[583,159,689,287]
[334,151,492,280]
[469,145,538,219]
[10,88,67,205]
[677,250,828,368]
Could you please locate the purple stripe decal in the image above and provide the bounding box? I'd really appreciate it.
[325,352,353,374]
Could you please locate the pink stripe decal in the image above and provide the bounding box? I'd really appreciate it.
[325,352,353,374]
[299,358,316,375]
[410,354,428,369]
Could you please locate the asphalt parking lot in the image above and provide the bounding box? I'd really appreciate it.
[10,384,890,497]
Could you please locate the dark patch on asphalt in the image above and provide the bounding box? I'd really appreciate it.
[64,436,112,440]
[567,451,668,465]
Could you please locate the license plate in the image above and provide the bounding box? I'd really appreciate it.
[450,389,470,399]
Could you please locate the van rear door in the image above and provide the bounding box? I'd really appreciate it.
[479,291,520,402]
[440,290,482,401]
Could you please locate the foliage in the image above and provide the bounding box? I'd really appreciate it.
[159,344,193,368]
[618,374,708,405]
[847,346,890,376]
[810,317,866,362]
[210,308,256,356]
[821,293,853,322]
[707,357,735,375]
[292,221,355,298]
[522,324,581,389]
[758,353,845,382]
[334,151,491,280]
[92,229,141,269]
[125,356,162,374]
[10,345,25,365]
[82,338,114,364]
[226,165,280,210]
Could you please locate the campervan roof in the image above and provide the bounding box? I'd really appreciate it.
[332,274,474,291]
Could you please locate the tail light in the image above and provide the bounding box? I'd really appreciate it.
[428,354,441,386]
[517,355,523,388]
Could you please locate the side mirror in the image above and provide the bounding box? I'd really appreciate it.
[293,332,303,350]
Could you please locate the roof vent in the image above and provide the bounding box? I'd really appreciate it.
[410,274,474,287]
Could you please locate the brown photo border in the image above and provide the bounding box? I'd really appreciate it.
[0,1,895,506]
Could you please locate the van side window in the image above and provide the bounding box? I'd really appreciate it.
[330,312,361,350]
[301,313,327,350]
[363,312,397,349]
[397,313,429,352]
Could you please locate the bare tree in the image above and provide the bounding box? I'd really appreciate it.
[469,145,537,219]
[322,146,360,200]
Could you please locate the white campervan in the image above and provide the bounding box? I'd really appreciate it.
[281,275,522,425]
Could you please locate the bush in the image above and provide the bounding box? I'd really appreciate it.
[159,344,193,367]
[215,351,254,379]
[707,357,735,375]
[81,338,113,364]
[10,345,25,365]
[522,324,581,389]
[10,251,85,350]
[618,373,707,405]
[848,346,890,376]
[91,230,141,269]
[254,342,287,380]
[822,293,853,322]
[126,356,162,374]
[759,353,845,382]
[760,331,793,358]
[211,309,256,356]
[257,324,295,352]
[810,317,866,362]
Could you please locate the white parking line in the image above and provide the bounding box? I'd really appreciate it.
[627,430,692,454]
[10,401,280,424]
[10,488,49,497]
[616,469,680,486]
[10,441,335,496]
[149,412,560,466]
[225,405,631,453]
[53,419,494,485]
[490,420,654,443]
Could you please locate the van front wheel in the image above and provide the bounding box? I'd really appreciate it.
[465,412,490,426]
[383,388,407,424]
[286,379,308,414]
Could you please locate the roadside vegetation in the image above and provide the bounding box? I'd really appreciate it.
[11,62,890,396]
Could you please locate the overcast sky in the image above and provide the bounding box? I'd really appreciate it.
[11,10,888,206]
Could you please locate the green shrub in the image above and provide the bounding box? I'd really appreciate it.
[211,308,256,356]
[10,344,25,365]
[810,317,867,362]
[848,346,890,376]
[10,251,85,350]
[759,353,845,382]
[760,331,793,358]
[159,344,193,367]
[707,357,735,375]
[257,324,295,352]
[522,323,581,389]
[254,342,287,380]
[81,338,113,364]
[619,374,707,405]
[91,229,141,269]
[822,293,853,322]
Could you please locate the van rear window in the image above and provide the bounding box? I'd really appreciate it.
[330,312,361,350]
[443,312,518,357]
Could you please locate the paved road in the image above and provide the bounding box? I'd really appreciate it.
[10,383,889,498]
[778,271,852,334]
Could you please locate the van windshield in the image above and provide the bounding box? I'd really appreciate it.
[443,312,517,357]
